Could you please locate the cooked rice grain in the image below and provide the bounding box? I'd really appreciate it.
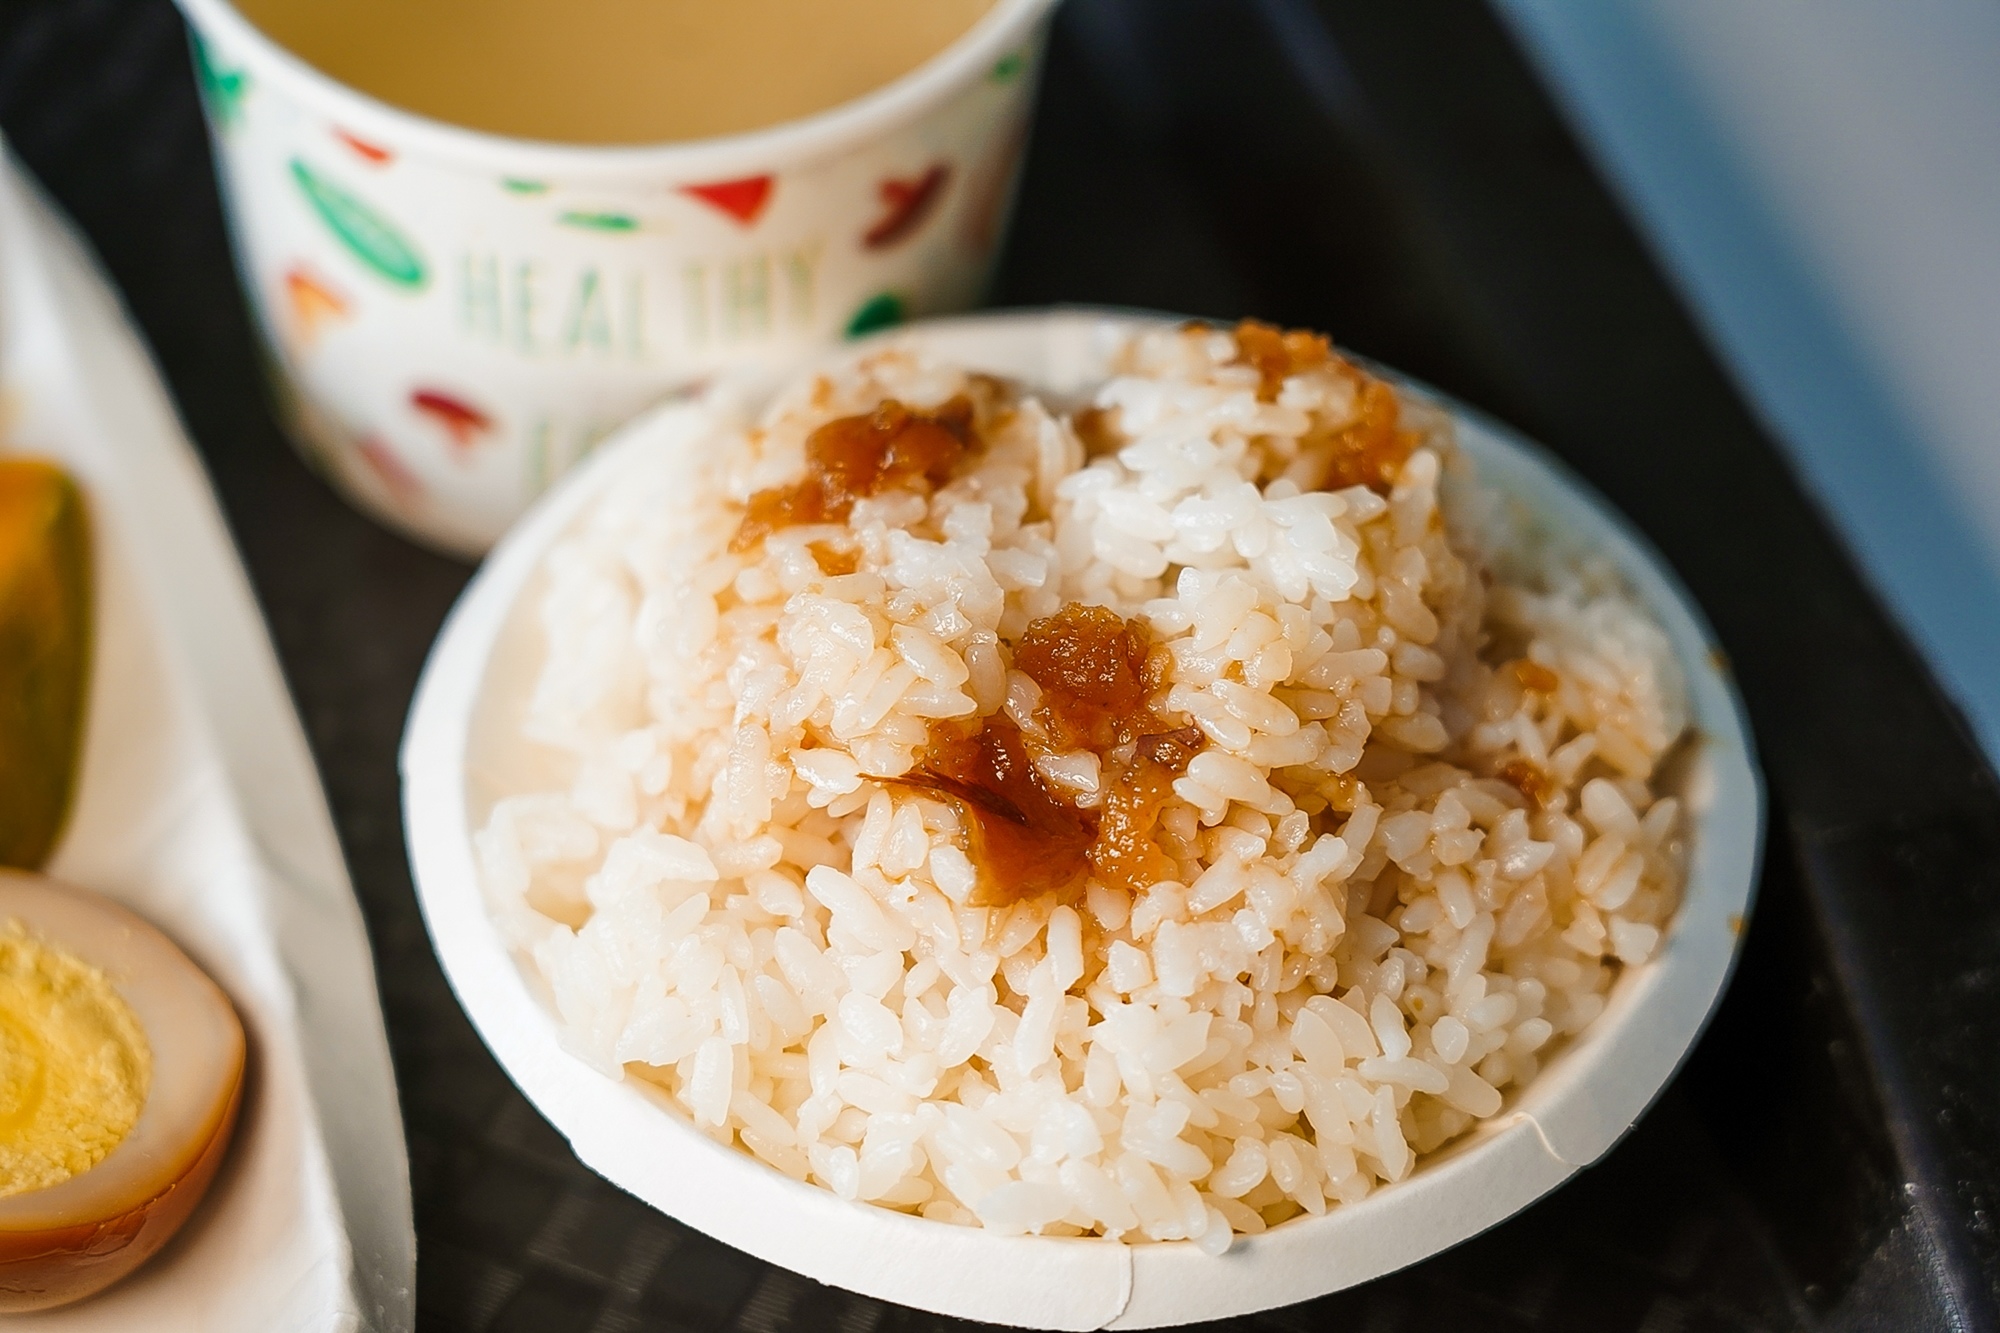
[476,322,1690,1247]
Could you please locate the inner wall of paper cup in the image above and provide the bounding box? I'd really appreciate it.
[403,311,1761,1328]
[181,0,1057,556]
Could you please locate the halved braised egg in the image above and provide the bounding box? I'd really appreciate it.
[0,870,244,1311]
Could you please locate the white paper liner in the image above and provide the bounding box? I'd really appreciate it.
[0,146,414,1330]
[402,310,1762,1328]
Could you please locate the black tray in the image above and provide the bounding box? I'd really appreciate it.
[2,0,1995,1328]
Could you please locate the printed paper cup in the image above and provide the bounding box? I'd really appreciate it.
[401,311,1764,1327]
[176,0,1055,555]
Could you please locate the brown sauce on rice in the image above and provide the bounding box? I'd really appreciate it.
[1513,659,1559,694]
[898,604,1205,908]
[732,396,975,552]
[1319,376,1419,493]
[1499,757,1559,807]
[896,715,1098,905]
[1014,604,1160,750]
[807,541,860,576]
[1229,319,1418,493]
[1091,727,1205,898]
[1069,405,1121,456]
[1232,319,1332,400]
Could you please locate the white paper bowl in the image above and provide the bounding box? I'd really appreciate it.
[402,309,1763,1329]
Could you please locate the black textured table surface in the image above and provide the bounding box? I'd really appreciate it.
[3,1,1998,1330]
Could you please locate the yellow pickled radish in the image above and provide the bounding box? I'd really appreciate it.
[0,459,91,870]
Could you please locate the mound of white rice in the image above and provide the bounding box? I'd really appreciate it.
[475,322,1689,1250]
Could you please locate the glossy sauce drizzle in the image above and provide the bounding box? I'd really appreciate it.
[1233,319,1333,400]
[732,396,974,552]
[1231,319,1417,493]
[1499,758,1558,808]
[897,715,1097,905]
[895,604,1205,909]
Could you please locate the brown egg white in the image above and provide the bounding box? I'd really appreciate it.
[0,870,244,1312]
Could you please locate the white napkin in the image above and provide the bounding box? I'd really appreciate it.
[0,144,414,1331]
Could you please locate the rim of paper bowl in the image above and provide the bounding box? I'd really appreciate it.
[173,0,1059,181]
[401,309,1764,1330]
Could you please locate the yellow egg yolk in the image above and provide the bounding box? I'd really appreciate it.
[0,923,150,1198]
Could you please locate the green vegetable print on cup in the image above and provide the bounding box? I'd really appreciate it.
[558,211,640,233]
[290,159,427,289]
[845,291,908,339]
[193,36,248,125]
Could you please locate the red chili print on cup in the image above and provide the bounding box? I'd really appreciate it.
[864,164,950,249]
[411,389,495,454]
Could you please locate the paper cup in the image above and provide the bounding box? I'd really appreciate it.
[400,311,1764,1327]
[175,0,1055,555]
